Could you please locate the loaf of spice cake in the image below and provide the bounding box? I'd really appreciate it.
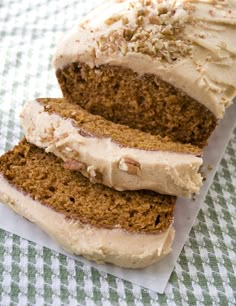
[54,0,236,147]
[21,98,203,197]
[0,140,175,268]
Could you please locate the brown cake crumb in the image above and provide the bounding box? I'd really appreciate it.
[56,63,216,147]
[0,139,175,234]
[37,98,202,155]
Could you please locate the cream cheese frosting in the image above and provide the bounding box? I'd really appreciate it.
[20,99,203,197]
[0,174,175,268]
[53,0,236,119]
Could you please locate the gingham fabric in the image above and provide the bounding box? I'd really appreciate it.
[0,0,235,305]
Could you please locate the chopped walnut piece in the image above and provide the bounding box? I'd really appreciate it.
[137,9,149,17]
[105,15,121,25]
[95,0,194,63]
[44,104,51,110]
[122,16,129,25]
[158,6,168,16]
[64,160,87,171]
[149,15,161,25]
[87,165,103,183]
[161,25,173,36]
[140,0,152,6]
[136,16,144,26]
[123,28,135,41]
[119,157,141,175]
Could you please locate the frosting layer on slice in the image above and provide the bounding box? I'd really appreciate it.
[0,174,175,269]
[21,99,203,197]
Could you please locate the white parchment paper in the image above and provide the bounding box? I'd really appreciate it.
[0,103,235,294]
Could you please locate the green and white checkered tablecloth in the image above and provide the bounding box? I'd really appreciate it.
[0,1,235,305]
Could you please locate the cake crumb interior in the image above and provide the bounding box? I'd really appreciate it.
[57,63,217,147]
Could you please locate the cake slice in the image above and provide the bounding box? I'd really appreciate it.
[0,139,175,268]
[21,98,203,197]
[53,0,236,147]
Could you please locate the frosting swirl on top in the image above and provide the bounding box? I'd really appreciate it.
[54,0,236,118]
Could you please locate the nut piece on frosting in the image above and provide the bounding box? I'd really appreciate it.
[119,157,141,176]
[64,159,87,171]
[87,165,103,184]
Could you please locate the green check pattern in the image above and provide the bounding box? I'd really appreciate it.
[0,0,235,305]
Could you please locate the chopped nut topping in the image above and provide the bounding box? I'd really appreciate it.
[161,25,173,36]
[78,129,92,138]
[137,8,149,17]
[96,0,194,63]
[64,160,87,171]
[122,16,129,25]
[105,15,121,25]
[149,15,161,25]
[139,0,152,7]
[158,6,168,16]
[136,16,144,26]
[87,165,103,183]
[123,28,135,41]
[119,157,141,175]
[44,105,51,110]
